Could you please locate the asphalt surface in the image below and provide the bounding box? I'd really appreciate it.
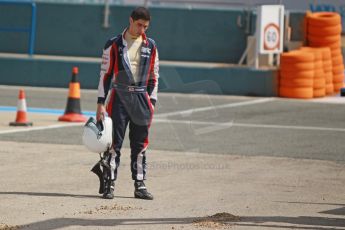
[0,85,345,162]
[1,85,345,230]
[1,141,344,230]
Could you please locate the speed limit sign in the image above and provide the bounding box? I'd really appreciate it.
[264,23,280,50]
[256,5,284,54]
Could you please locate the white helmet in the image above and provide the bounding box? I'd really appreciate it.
[82,117,113,153]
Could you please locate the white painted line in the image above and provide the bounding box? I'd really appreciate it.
[154,119,345,133]
[233,122,345,132]
[309,96,345,104]
[155,98,275,118]
[0,123,83,135]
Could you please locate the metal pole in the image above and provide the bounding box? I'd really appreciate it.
[103,0,110,29]
[254,6,260,69]
[29,2,36,56]
[238,36,254,66]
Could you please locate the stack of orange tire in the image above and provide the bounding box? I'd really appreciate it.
[320,47,334,94]
[306,12,344,93]
[300,47,327,97]
[279,50,315,99]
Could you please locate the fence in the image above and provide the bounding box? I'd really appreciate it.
[0,0,36,55]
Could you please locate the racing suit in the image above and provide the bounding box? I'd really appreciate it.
[97,29,159,182]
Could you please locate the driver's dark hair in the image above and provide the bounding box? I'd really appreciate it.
[130,7,151,21]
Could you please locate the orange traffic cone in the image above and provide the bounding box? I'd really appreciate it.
[58,67,87,122]
[9,89,33,126]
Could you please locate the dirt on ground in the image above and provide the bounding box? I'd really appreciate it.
[0,224,22,230]
[80,204,143,215]
[193,212,241,229]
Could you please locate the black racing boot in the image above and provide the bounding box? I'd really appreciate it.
[103,180,115,199]
[134,181,153,200]
[91,163,105,194]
